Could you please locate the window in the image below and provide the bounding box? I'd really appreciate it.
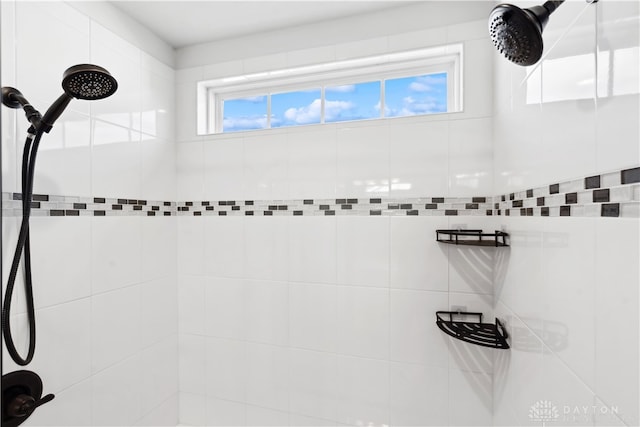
[198,44,462,135]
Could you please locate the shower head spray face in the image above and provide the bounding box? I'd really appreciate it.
[489,4,544,66]
[62,64,118,100]
[489,1,563,66]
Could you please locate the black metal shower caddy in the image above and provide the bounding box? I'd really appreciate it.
[436,229,509,247]
[436,311,510,349]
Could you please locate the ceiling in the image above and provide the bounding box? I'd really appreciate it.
[109,1,408,49]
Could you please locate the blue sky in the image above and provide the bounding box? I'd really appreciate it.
[222,72,447,132]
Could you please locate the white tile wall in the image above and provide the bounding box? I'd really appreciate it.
[493,2,640,426]
[1,1,178,426]
[2,1,636,427]
[173,10,498,427]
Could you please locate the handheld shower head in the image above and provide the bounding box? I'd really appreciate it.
[489,1,564,66]
[39,64,118,132]
[62,64,118,100]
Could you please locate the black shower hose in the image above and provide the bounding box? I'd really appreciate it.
[2,129,45,365]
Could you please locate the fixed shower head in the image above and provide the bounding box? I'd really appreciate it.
[39,64,118,132]
[489,1,564,66]
[61,64,118,100]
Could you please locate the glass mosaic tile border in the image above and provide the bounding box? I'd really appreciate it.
[2,166,639,219]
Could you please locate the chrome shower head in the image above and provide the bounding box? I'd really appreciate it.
[61,64,118,100]
[489,1,564,66]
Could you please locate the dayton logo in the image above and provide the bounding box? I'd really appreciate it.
[529,400,560,424]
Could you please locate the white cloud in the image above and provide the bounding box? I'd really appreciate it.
[409,81,431,92]
[326,84,356,93]
[223,115,268,131]
[398,95,443,116]
[283,98,354,124]
[408,74,446,93]
[284,99,322,124]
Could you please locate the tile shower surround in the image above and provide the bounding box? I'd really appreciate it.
[4,166,639,219]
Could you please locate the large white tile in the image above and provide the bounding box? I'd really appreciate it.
[176,139,204,201]
[390,216,449,291]
[179,392,206,426]
[595,218,639,426]
[448,245,496,295]
[336,216,389,288]
[204,216,244,278]
[140,337,178,417]
[204,277,245,340]
[336,125,389,198]
[497,217,545,333]
[246,405,290,426]
[203,137,244,200]
[390,289,449,367]
[244,216,288,281]
[91,216,142,294]
[90,23,141,130]
[177,216,205,276]
[449,368,492,426]
[448,117,493,197]
[335,355,389,427]
[205,337,246,402]
[389,362,448,426]
[91,285,142,373]
[141,277,177,348]
[542,218,596,389]
[388,120,449,197]
[243,132,288,200]
[459,38,493,119]
[141,138,177,201]
[30,299,91,394]
[141,215,176,282]
[92,355,142,426]
[596,0,640,172]
[141,68,175,140]
[205,397,246,427]
[178,275,205,335]
[15,1,90,113]
[541,347,597,426]
[29,216,91,308]
[288,216,336,284]
[179,334,206,395]
[289,349,338,422]
[492,306,545,427]
[336,286,389,360]
[175,82,201,142]
[245,342,289,412]
[28,112,92,197]
[287,128,337,199]
[245,280,288,346]
[91,121,142,199]
[289,282,337,353]
[136,394,179,427]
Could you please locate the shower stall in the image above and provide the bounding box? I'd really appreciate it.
[1,1,638,426]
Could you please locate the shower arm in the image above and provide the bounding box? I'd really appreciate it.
[1,87,42,131]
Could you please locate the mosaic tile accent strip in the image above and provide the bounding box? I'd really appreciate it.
[493,166,640,218]
[174,197,494,217]
[2,166,639,219]
[1,192,175,217]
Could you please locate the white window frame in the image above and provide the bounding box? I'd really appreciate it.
[197,43,463,135]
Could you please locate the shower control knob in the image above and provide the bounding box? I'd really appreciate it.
[7,394,36,417]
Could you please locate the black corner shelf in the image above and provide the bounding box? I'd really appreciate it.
[436,311,510,349]
[436,229,509,247]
